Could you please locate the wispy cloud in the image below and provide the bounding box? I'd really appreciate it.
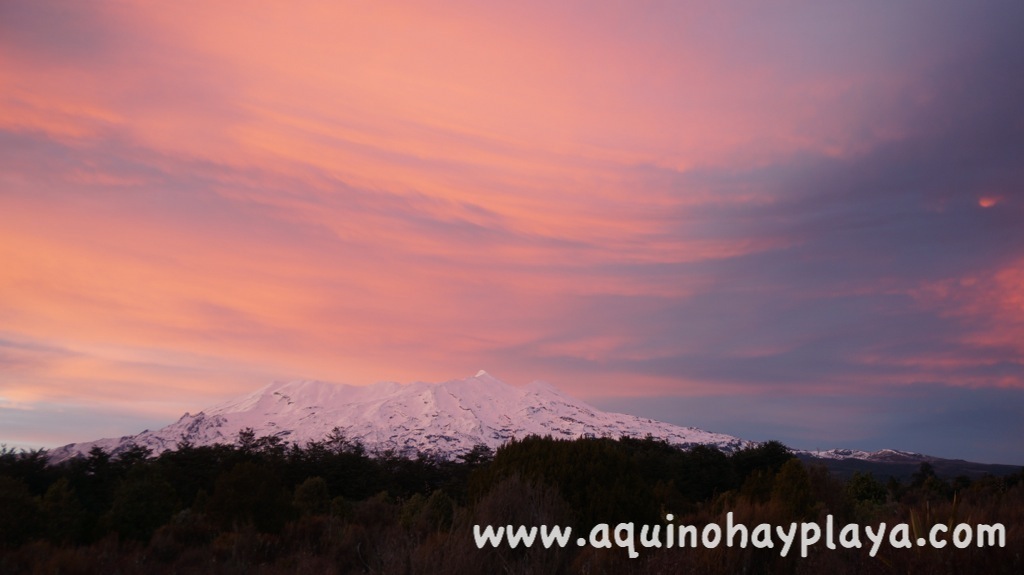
[1,1,1022,460]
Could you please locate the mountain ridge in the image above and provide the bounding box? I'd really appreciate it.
[48,371,1002,473]
[48,371,749,463]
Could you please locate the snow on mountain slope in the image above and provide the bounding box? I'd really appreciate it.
[796,448,937,463]
[47,371,749,462]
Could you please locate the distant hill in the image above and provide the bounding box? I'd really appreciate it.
[796,452,1022,480]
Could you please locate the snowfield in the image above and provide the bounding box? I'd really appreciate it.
[48,370,749,462]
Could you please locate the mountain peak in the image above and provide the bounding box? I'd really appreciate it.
[471,370,504,384]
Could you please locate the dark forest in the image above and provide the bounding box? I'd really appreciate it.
[1,433,1022,574]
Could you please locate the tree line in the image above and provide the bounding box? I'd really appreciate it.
[1,432,1021,573]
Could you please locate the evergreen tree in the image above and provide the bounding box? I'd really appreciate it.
[0,475,40,546]
[105,465,179,541]
[206,461,293,533]
[41,477,86,544]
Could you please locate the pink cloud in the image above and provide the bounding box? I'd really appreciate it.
[2,1,1022,456]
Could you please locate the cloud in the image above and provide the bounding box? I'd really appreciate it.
[1,1,1023,460]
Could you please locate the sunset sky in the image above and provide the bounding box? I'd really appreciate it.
[2,1,1022,463]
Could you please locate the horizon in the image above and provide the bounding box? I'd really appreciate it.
[2,2,1023,465]
[5,369,1022,467]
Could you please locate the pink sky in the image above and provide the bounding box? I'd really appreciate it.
[2,2,1022,461]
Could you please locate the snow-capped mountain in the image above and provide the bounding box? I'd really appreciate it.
[48,370,749,462]
[796,448,938,463]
